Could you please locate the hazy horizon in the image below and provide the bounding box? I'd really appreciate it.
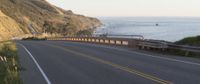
[47,0,200,17]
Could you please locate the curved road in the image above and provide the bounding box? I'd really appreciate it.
[16,41,200,84]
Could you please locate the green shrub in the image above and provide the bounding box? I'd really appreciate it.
[176,36,200,46]
[76,29,92,37]
[172,36,200,57]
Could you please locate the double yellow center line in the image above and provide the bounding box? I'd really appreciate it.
[44,44,173,84]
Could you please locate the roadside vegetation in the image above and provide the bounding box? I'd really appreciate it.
[141,36,200,58]
[43,20,94,37]
[0,42,22,84]
[22,37,46,41]
[76,29,93,37]
[43,20,78,36]
[168,36,200,57]
[175,36,200,46]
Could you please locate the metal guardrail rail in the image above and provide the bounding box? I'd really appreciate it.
[47,37,168,49]
[138,40,168,51]
[168,44,200,53]
[97,34,144,40]
[47,37,200,54]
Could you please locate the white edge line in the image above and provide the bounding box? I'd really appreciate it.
[18,43,51,84]
[131,50,200,66]
[90,44,200,66]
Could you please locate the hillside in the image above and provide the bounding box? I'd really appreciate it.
[0,10,24,41]
[0,0,102,41]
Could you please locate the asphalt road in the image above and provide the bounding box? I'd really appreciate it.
[16,41,200,84]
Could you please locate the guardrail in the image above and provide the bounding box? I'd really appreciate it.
[47,37,168,49]
[48,37,138,47]
[168,44,200,53]
[138,40,168,51]
[47,37,200,55]
[96,34,144,40]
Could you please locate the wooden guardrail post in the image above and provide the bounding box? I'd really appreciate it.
[185,51,189,56]
[102,39,104,43]
[108,40,111,44]
[120,41,123,45]
[114,40,117,45]
[128,39,140,48]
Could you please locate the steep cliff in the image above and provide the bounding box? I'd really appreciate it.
[0,0,102,41]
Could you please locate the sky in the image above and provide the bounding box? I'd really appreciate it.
[47,0,200,17]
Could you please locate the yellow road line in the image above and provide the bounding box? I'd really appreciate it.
[44,44,173,84]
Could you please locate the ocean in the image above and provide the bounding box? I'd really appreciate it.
[95,17,200,42]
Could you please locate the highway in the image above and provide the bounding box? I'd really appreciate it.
[16,41,200,84]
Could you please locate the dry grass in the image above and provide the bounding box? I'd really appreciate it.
[0,42,22,84]
[0,11,24,41]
